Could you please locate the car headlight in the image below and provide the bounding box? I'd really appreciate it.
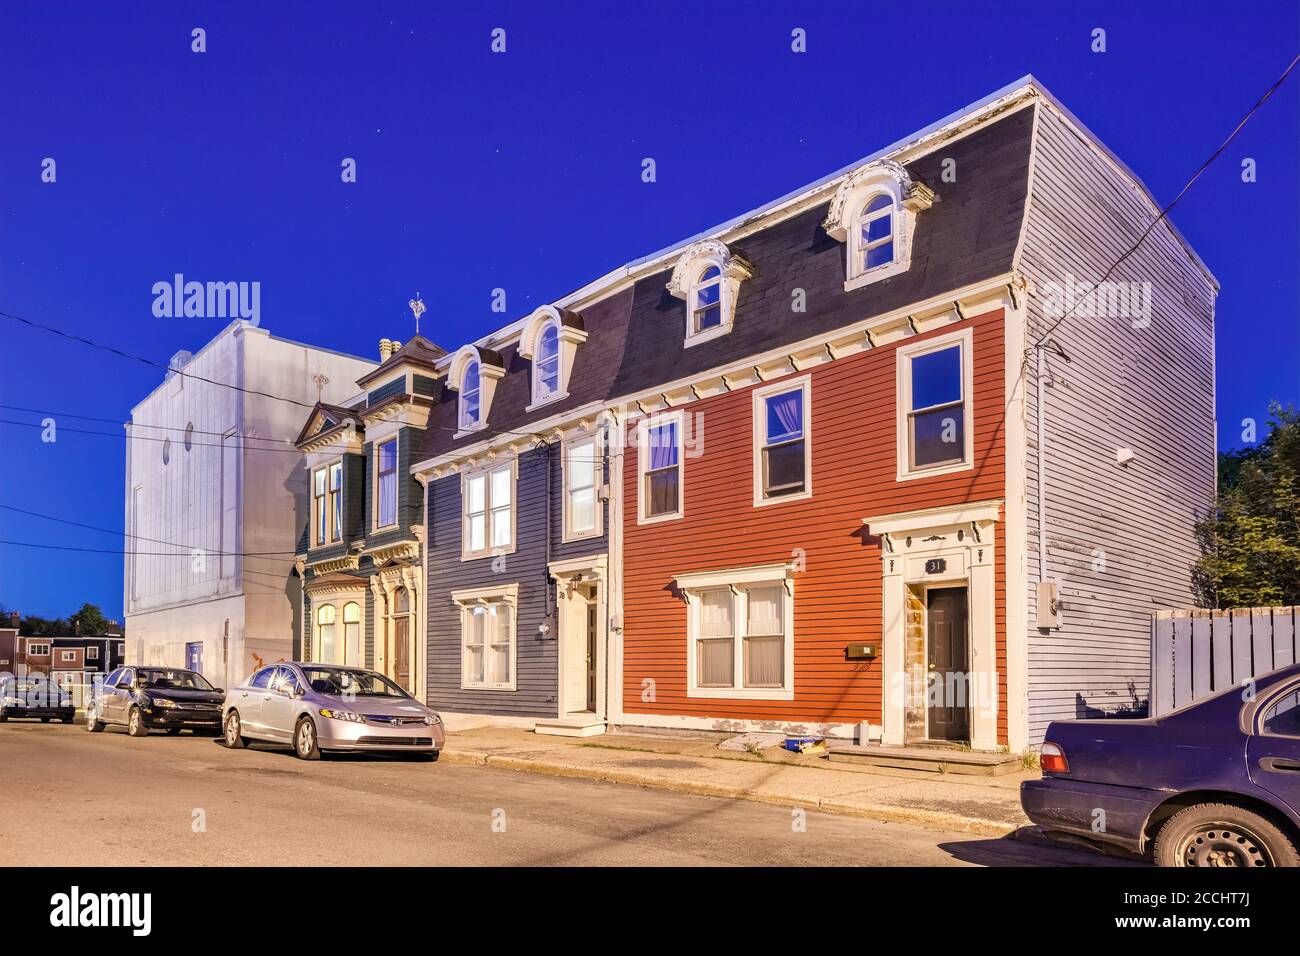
[319,708,364,723]
[423,714,441,726]
[153,698,177,708]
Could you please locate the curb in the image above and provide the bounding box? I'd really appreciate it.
[441,747,1019,836]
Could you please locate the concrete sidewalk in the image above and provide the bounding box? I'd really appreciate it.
[440,726,1034,835]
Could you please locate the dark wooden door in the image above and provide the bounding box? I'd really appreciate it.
[393,616,410,692]
[927,587,970,741]
[585,600,598,710]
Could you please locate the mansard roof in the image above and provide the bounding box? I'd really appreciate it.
[355,334,447,388]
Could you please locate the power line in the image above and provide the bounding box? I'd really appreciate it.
[0,504,300,557]
[0,539,301,557]
[0,403,298,445]
[1032,53,1300,350]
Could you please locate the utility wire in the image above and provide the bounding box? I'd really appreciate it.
[1031,53,1300,350]
[0,403,297,445]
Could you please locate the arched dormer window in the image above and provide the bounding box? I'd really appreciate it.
[461,361,481,429]
[518,305,588,409]
[666,239,753,348]
[823,159,935,291]
[448,345,506,435]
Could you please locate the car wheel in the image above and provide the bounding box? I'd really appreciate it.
[0,709,7,722]
[86,710,105,733]
[223,711,249,749]
[61,716,74,724]
[166,727,182,735]
[1154,803,1300,867]
[126,705,148,737]
[40,716,51,723]
[293,716,321,761]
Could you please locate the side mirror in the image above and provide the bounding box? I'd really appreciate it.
[214,688,224,695]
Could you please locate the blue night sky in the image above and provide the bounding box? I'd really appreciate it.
[1,0,1297,620]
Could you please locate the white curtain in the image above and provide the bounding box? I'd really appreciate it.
[697,590,734,687]
[745,586,783,688]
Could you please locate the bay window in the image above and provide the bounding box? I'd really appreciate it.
[376,437,397,528]
[329,461,342,541]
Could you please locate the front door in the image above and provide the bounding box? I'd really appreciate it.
[392,616,410,692]
[927,587,970,742]
[586,599,598,710]
[561,582,597,713]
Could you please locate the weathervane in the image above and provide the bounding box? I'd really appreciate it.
[312,373,329,403]
[408,293,427,336]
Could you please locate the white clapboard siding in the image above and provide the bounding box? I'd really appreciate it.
[1017,102,1218,741]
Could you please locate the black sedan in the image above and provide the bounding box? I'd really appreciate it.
[1022,662,1300,866]
[0,674,75,723]
[87,665,225,736]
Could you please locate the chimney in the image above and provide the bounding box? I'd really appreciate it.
[378,338,394,362]
[6,610,17,629]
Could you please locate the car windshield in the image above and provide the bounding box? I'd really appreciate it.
[300,667,409,699]
[138,669,214,691]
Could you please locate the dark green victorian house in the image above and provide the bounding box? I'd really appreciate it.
[293,335,445,699]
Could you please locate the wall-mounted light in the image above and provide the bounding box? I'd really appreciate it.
[537,622,551,637]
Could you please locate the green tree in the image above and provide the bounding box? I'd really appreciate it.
[1195,403,1300,607]
[70,603,110,635]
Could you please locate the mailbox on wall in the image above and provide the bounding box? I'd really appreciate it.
[845,643,878,660]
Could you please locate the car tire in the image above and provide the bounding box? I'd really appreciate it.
[223,710,249,749]
[0,710,8,722]
[126,705,148,737]
[40,716,51,723]
[86,711,105,733]
[61,716,74,724]
[1154,802,1300,867]
[166,727,182,735]
[293,716,321,761]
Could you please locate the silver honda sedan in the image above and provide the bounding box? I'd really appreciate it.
[221,662,444,760]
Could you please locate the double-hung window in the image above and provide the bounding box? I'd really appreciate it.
[677,567,794,700]
[897,329,973,478]
[534,324,561,402]
[564,436,601,540]
[328,461,342,541]
[313,467,327,545]
[376,438,397,529]
[691,265,722,334]
[754,377,811,504]
[639,414,683,522]
[852,194,895,276]
[463,463,514,558]
[454,585,518,691]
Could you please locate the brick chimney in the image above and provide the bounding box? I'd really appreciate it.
[6,610,18,629]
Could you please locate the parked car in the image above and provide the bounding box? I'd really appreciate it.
[0,674,75,723]
[1022,662,1300,867]
[221,662,444,760]
[86,665,225,736]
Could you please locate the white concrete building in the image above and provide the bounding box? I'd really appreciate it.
[124,320,374,691]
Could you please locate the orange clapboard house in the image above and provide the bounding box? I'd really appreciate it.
[621,307,1009,748]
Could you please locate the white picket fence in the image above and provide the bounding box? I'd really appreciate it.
[1151,606,1299,715]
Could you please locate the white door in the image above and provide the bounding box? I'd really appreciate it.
[562,585,595,713]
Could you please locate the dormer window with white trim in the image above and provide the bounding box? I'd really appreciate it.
[823,158,935,291]
[519,305,588,409]
[448,345,505,436]
[666,239,753,348]
[461,361,481,429]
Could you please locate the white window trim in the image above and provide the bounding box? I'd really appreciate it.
[636,409,685,525]
[461,460,518,561]
[675,564,795,701]
[823,159,934,293]
[562,431,604,542]
[895,326,975,481]
[60,650,77,662]
[86,646,99,660]
[447,346,505,440]
[530,317,565,407]
[452,583,519,692]
[847,189,903,288]
[373,434,400,532]
[752,375,813,507]
[310,456,345,549]
[665,239,753,348]
[519,305,589,412]
[27,643,50,657]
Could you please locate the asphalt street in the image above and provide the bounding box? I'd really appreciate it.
[2,721,1134,866]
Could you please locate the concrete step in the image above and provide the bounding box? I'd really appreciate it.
[535,715,607,738]
[828,743,1021,776]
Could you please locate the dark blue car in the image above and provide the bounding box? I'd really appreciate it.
[1022,662,1300,866]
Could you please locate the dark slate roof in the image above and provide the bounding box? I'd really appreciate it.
[294,402,367,448]
[416,107,1033,464]
[355,334,447,387]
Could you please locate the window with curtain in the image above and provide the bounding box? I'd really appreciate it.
[760,387,806,498]
[464,464,513,556]
[684,577,791,696]
[460,361,481,429]
[377,438,397,527]
[642,419,681,519]
[565,438,598,537]
[316,604,336,663]
[329,461,343,540]
[691,265,722,333]
[313,467,327,545]
[534,323,560,401]
[853,193,895,276]
[463,600,513,688]
[342,601,360,667]
[696,590,734,687]
[907,343,965,470]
